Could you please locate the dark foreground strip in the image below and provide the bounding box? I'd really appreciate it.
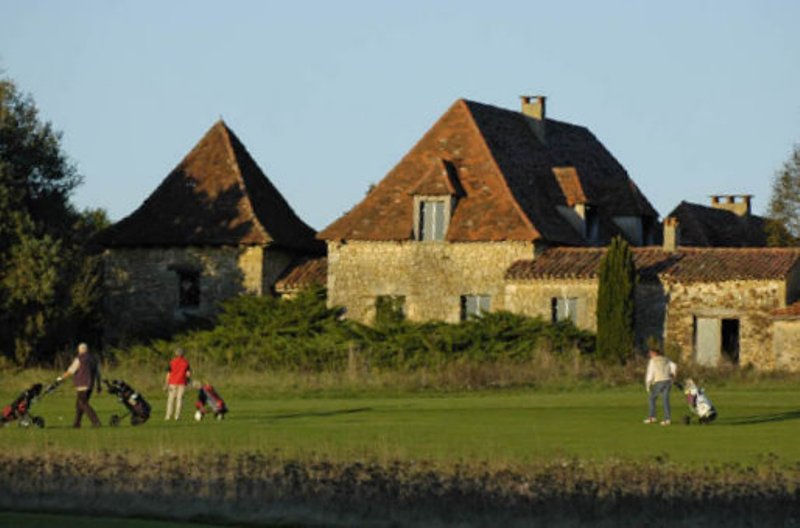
[1,452,799,527]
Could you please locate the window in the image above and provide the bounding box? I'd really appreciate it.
[551,297,578,324]
[178,271,200,308]
[375,295,405,325]
[418,200,447,241]
[461,295,490,320]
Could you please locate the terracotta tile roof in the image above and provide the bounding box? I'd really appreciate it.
[506,247,800,283]
[667,201,767,247]
[408,159,460,196]
[99,121,323,253]
[318,99,657,244]
[661,248,800,282]
[506,247,678,282]
[772,301,800,319]
[552,167,587,206]
[274,257,327,293]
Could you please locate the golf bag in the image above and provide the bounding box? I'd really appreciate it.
[104,379,151,426]
[194,384,227,421]
[680,378,717,425]
[1,381,59,428]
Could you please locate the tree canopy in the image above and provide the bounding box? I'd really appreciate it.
[0,76,108,364]
[767,144,800,246]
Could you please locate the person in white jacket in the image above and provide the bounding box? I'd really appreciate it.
[644,348,677,426]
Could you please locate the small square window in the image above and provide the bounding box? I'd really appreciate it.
[461,294,490,320]
[551,297,578,324]
[178,271,200,308]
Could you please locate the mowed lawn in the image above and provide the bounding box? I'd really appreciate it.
[1,384,798,466]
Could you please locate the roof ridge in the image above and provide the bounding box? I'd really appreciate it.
[460,99,540,240]
[217,122,272,244]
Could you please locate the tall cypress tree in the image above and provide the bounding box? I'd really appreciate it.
[596,236,636,363]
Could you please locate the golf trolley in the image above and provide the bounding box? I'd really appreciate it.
[104,379,151,426]
[1,380,60,429]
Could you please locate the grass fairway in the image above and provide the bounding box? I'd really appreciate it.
[1,383,798,467]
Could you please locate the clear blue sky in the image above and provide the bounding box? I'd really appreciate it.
[2,1,798,229]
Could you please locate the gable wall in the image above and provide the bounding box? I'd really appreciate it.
[327,240,534,323]
[504,279,667,351]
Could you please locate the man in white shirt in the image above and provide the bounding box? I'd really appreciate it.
[644,348,677,426]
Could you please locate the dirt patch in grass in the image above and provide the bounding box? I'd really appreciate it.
[2,452,799,526]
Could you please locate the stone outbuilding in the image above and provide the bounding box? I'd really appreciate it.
[318,96,658,324]
[505,244,800,370]
[98,120,323,342]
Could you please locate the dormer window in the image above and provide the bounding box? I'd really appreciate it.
[410,159,461,242]
[553,167,600,244]
[417,198,448,241]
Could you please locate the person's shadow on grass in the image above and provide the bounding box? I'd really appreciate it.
[271,407,372,420]
[719,410,800,425]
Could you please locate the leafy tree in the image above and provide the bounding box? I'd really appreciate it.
[767,144,800,246]
[596,236,636,363]
[0,76,108,364]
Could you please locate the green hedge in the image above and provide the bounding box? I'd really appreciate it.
[117,287,595,371]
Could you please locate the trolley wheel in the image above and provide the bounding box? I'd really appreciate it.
[32,416,45,428]
[682,415,691,426]
[215,413,224,421]
[18,416,32,428]
[109,414,121,427]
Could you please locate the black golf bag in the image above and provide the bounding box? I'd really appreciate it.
[104,379,151,426]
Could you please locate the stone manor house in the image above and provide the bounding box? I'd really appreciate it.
[98,96,800,370]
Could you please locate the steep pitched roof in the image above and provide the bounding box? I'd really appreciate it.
[506,247,800,283]
[667,201,767,247]
[99,121,323,253]
[319,99,657,244]
[409,159,460,196]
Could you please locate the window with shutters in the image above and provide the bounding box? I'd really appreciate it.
[418,199,446,241]
[551,297,578,324]
[461,294,490,320]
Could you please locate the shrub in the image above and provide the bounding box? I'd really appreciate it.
[114,287,595,373]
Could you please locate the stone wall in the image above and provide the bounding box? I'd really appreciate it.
[327,241,535,323]
[663,280,784,369]
[103,245,293,343]
[504,279,666,352]
[635,283,667,350]
[504,279,598,330]
[772,320,800,371]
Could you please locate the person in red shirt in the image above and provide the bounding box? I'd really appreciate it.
[164,348,191,420]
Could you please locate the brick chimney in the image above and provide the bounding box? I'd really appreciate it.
[663,217,680,252]
[520,95,546,144]
[710,194,752,217]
